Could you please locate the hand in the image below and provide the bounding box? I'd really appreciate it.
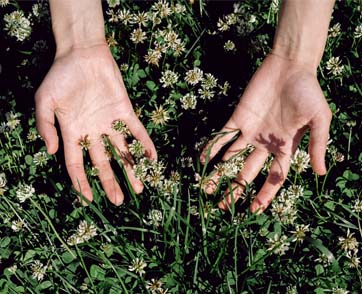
[35,44,157,205]
[200,53,332,213]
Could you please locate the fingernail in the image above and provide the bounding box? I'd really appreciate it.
[251,203,265,215]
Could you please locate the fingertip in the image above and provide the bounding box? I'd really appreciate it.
[250,201,265,215]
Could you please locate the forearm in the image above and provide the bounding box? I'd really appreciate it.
[49,0,106,57]
[272,0,335,70]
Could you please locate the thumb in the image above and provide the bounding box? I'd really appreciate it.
[308,108,332,175]
[35,93,59,155]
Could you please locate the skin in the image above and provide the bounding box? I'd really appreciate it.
[35,1,156,205]
[200,0,335,213]
[36,0,335,210]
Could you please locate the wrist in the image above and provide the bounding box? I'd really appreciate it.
[50,0,106,58]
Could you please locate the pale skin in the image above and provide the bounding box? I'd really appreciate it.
[35,0,334,210]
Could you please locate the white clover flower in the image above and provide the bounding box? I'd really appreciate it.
[106,9,119,23]
[338,229,359,252]
[352,199,362,213]
[130,28,147,44]
[290,224,310,243]
[290,149,310,174]
[315,253,332,267]
[150,105,170,126]
[160,70,179,88]
[0,0,9,7]
[173,3,186,14]
[146,170,165,188]
[185,68,203,85]
[180,93,197,110]
[152,0,172,18]
[111,120,131,137]
[201,73,218,90]
[146,209,163,227]
[217,19,230,32]
[354,24,362,38]
[11,220,24,232]
[77,220,97,242]
[128,258,147,276]
[0,173,7,195]
[145,49,162,66]
[328,23,341,38]
[16,183,35,203]
[267,234,290,255]
[7,264,17,274]
[346,249,360,268]
[271,0,280,13]
[107,0,120,8]
[33,151,48,167]
[128,140,145,159]
[31,260,47,281]
[198,87,215,100]
[225,13,238,25]
[4,10,32,42]
[131,11,149,27]
[326,56,344,76]
[5,111,20,130]
[224,40,236,52]
[118,9,132,25]
[146,278,164,293]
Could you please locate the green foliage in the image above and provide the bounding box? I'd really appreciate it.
[0,0,361,293]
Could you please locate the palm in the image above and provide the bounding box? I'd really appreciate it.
[35,45,156,205]
[201,54,332,212]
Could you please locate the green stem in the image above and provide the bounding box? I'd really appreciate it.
[30,198,76,259]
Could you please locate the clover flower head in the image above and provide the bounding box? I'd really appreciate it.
[31,260,47,281]
[128,258,147,276]
[267,234,290,255]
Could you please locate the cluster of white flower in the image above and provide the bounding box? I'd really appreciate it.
[160,70,179,88]
[352,199,362,213]
[0,0,9,7]
[146,278,169,294]
[328,23,341,38]
[0,173,7,196]
[31,260,47,281]
[214,152,245,179]
[67,220,97,246]
[180,93,197,110]
[290,149,310,174]
[290,224,310,243]
[224,40,236,52]
[11,219,25,232]
[185,68,203,85]
[326,56,344,76]
[270,185,303,224]
[16,183,35,203]
[217,13,237,32]
[144,209,163,227]
[4,10,32,42]
[150,105,170,126]
[0,112,21,134]
[337,229,360,268]
[355,24,362,38]
[128,139,145,159]
[33,151,48,167]
[128,257,147,276]
[267,233,290,255]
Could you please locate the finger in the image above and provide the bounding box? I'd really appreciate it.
[88,139,124,206]
[200,120,239,164]
[35,94,59,154]
[219,148,269,210]
[126,114,157,161]
[204,171,221,195]
[109,133,144,194]
[250,154,290,214]
[64,140,93,204]
[308,109,332,175]
[222,137,248,161]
